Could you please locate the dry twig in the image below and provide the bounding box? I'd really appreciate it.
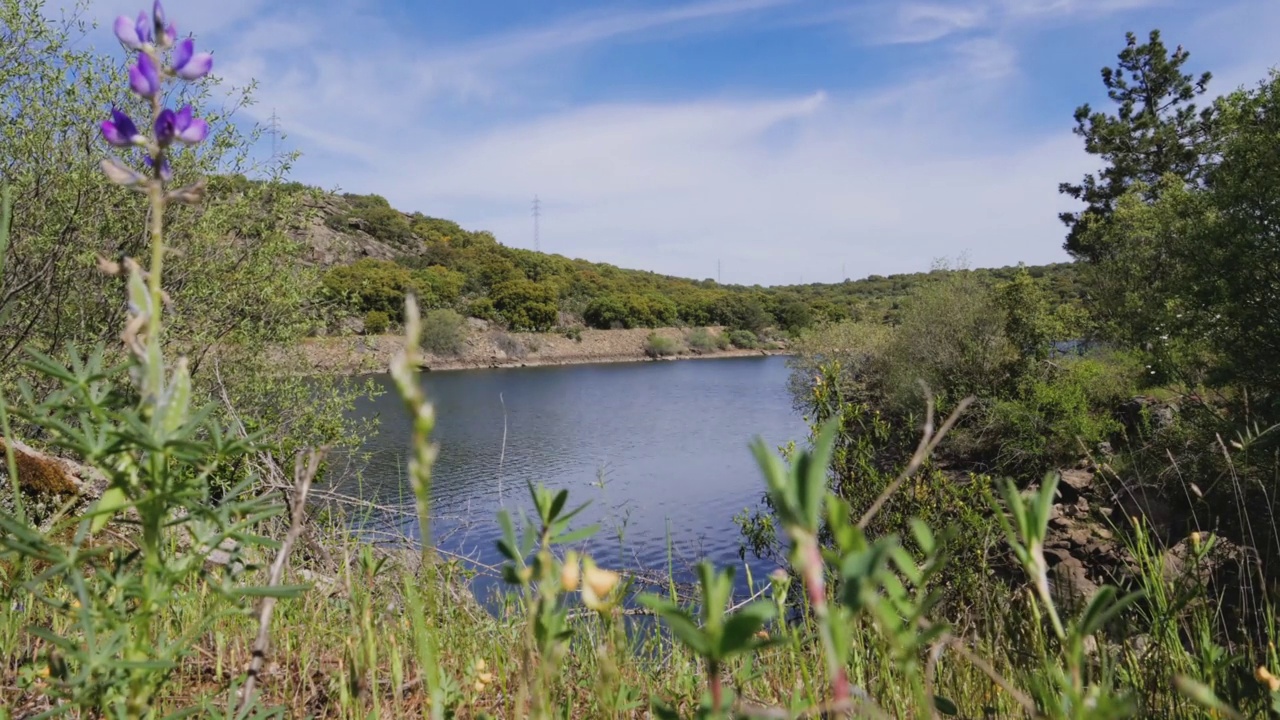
[236,448,326,715]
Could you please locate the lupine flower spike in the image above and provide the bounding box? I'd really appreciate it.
[173,38,214,80]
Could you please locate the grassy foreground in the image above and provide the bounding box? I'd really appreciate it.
[2,491,1275,719]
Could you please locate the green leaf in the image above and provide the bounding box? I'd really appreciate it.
[233,584,311,598]
[549,488,568,521]
[639,595,711,657]
[89,486,129,534]
[553,524,599,546]
[1174,675,1244,720]
[720,602,775,658]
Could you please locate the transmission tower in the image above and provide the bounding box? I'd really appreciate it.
[267,109,281,162]
[532,195,541,252]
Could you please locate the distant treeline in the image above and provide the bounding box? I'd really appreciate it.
[227,182,1084,335]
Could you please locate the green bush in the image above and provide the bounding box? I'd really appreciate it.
[492,279,558,331]
[322,259,416,316]
[422,309,467,355]
[728,329,758,349]
[468,297,498,322]
[644,332,682,358]
[583,293,679,329]
[363,310,390,335]
[989,352,1142,473]
[562,326,583,342]
[685,327,720,353]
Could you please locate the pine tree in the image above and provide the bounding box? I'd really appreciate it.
[1059,29,1215,262]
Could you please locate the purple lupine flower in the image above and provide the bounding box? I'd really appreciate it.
[173,38,213,81]
[161,22,177,48]
[152,1,167,42]
[172,105,209,145]
[129,53,161,97]
[154,106,208,146]
[144,155,173,181]
[154,108,176,146]
[101,108,144,147]
[113,11,151,50]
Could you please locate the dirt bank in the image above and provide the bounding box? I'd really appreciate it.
[295,326,788,376]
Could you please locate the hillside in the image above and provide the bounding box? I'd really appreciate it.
[229,179,1086,335]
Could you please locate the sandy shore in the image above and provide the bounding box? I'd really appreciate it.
[294,326,787,376]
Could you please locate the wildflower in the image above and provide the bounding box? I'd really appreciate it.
[150,1,175,47]
[582,558,620,611]
[1256,665,1280,692]
[144,155,172,182]
[754,630,769,640]
[473,679,485,693]
[114,11,151,50]
[560,551,581,592]
[1190,531,1202,549]
[475,658,486,671]
[101,108,143,147]
[101,158,145,186]
[153,106,206,147]
[173,38,213,81]
[585,563,619,600]
[129,53,162,98]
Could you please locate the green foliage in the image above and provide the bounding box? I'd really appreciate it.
[989,353,1142,473]
[1060,29,1216,262]
[468,296,498,322]
[644,333,682,358]
[326,193,415,246]
[774,300,814,334]
[322,259,418,317]
[583,293,678,329]
[727,330,757,349]
[685,327,721,353]
[363,310,390,335]
[491,279,558,331]
[421,309,467,356]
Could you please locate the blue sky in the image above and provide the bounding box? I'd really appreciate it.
[82,0,1278,285]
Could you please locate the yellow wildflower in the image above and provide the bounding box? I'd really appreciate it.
[1256,666,1280,692]
[561,551,581,592]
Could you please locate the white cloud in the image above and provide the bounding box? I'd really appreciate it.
[61,0,1280,284]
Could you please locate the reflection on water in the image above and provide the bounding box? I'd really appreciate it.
[332,356,806,595]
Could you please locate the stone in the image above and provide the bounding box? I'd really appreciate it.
[1059,469,1095,501]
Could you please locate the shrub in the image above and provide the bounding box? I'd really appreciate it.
[494,332,526,359]
[421,309,467,355]
[728,329,758,349]
[363,310,390,335]
[685,327,719,353]
[492,279,558,331]
[322,259,416,316]
[775,300,814,334]
[584,293,679,330]
[468,297,498,322]
[562,326,583,342]
[644,333,682,358]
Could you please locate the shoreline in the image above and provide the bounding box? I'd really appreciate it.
[411,347,787,374]
[291,326,790,376]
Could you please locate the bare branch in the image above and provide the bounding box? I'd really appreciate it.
[236,447,326,715]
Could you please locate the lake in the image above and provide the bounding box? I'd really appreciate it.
[332,355,806,597]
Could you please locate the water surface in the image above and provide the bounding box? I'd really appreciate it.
[334,356,805,594]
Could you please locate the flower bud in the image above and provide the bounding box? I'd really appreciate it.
[101,158,144,186]
[585,563,619,600]
[560,552,580,592]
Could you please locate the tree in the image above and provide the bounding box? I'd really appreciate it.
[491,279,558,331]
[1059,30,1215,262]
